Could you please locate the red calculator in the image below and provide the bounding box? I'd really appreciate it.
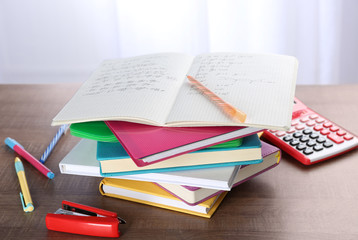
[263,97,358,165]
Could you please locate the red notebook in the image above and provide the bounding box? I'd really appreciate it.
[105,121,262,167]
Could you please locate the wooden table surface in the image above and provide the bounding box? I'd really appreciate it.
[1,84,358,240]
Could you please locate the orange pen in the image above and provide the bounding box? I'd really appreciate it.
[187,75,247,123]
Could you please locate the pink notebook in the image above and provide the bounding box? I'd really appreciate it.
[105,121,262,167]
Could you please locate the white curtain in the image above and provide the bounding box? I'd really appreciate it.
[0,0,357,84]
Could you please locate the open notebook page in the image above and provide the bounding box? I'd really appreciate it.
[52,53,193,126]
[166,53,298,130]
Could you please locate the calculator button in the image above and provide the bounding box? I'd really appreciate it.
[316,117,325,123]
[327,133,344,144]
[276,131,286,137]
[309,114,319,119]
[344,134,354,141]
[336,130,346,136]
[293,132,303,138]
[291,120,300,126]
[323,141,333,148]
[303,148,314,155]
[290,140,300,146]
[300,136,310,142]
[310,133,319,139]
[295,124,305,130]
[330,126,339,132]
[306,140,316,147]
[303,129,312,135]
[313,145,324,151]
[320,129,330,135]
[323,122,333,128]
[287,127,296,134]
[269,129,278,133]
[300,116,310,123]
[314,125,324,131]
[306,120,316,127]
[296,144,307,151]
[283,135,293,142]
[316,137,326,143]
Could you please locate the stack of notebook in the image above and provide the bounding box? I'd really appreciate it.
[59,121,281,218]
[53,52,298,217]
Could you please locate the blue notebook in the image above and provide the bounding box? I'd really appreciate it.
[97,134,262,177]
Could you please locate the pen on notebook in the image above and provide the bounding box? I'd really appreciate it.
[187,75,247,123]
[40,124,69,163]
[15,157,34,212]
[5,137,55,179]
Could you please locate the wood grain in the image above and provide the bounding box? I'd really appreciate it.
[0,84,358,240]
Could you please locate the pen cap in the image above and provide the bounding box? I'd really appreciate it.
[5,137,22,150]
[15,157,25,173]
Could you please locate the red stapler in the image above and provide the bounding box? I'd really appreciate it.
[46,200,126,238]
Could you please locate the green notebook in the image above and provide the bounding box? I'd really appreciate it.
[70,121,243,148]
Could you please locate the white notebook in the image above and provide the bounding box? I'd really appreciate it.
[59,139,240,190]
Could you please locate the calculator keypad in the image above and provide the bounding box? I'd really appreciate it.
[267,113,358,163]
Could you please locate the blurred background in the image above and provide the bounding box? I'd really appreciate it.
[0,0,357,84]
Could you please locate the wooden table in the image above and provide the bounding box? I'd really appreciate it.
[1,84,358,240]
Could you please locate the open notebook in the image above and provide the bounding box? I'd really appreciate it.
[52,52,298,130]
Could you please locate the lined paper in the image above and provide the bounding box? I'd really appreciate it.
[52,52,298,130]
[167,53,298,129]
